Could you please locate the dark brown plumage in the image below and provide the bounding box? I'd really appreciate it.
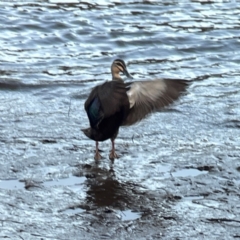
[82,59,189,161]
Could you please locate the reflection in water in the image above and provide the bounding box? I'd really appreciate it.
[85,166,132,208]
[87,177,129,207]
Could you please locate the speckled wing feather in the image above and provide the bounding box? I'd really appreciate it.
[122,79,189,126]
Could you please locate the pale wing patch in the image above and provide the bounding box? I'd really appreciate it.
[122,79,188,126]
[127,80,166,109]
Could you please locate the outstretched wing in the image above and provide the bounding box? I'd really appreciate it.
[122,79,189,126]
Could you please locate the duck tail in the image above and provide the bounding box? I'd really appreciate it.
[81,128,92,139]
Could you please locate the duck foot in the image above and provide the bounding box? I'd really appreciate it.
[109,151,119,161]
[94,141,102,161]
[94,150,102,161]
[109,138,119,161]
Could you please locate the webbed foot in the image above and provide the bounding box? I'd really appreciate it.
[109,151,119,161]
[94,151,102,161]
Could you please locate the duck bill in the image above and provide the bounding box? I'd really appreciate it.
[123,69,133,79]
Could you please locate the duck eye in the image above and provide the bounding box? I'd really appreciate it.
[116,63,125,72]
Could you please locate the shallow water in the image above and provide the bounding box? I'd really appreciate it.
[0,0,240,239]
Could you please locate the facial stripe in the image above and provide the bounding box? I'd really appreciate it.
[115,62,125,72]
[114,59,126,68]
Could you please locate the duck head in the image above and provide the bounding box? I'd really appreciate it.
[111,59,133,81]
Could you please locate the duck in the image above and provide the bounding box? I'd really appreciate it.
[82,59,189,161]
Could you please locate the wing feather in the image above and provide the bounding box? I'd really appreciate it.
[122,79,189,126]
[85,81,129,128]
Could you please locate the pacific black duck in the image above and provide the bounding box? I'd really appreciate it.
[82,59,189,161]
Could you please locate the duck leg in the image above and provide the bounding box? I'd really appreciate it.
[109,138,119,160]
[94,141,102,161]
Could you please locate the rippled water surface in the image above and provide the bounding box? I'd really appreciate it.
[0,0,240,239]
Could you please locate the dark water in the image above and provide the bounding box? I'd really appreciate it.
[0,1,240,239]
